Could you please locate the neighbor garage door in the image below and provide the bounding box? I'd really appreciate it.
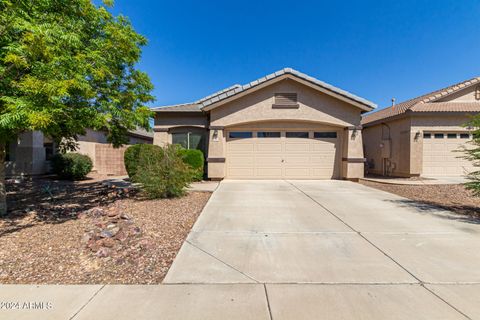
[423,132,475,176]
[226,130,339,179]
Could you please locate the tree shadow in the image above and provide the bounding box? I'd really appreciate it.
[2,176,134,237]
[385,199,480,225]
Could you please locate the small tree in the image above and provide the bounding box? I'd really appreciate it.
[0,0,154,214]
[464,116,480,195]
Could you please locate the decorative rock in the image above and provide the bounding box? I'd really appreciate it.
[96,247,111,258]
[100,230,114,238]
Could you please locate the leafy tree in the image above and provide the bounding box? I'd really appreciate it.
[0,0,154,214]
[464,116,480,195]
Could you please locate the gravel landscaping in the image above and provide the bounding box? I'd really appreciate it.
[0,174,211,284]
[359,180,480,219]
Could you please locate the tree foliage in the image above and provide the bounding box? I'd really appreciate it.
[464,116,480,195]
[0,0,155,146]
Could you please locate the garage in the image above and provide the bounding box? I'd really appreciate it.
[422,132,475,176]
[226,130,340,179]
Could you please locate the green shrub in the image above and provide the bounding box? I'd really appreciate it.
[178,149,204,181]
[134,144,193,198]
[124,144,162,179]
[51,153,93,180]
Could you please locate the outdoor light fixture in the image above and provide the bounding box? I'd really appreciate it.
[414,131,421,141]
[212,129,219,142]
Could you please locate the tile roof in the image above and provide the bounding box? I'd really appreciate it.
[151,103,202,112]
[200,68,376,110]
[153,68,377,113]
[362,77,480,125]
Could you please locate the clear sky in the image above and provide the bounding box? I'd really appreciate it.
[105,0,480,111]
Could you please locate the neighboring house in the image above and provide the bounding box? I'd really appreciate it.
[6,128,153,177]
[153,68,376,180]
[362,77,480,177]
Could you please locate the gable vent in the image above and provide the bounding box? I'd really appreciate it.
[275,93,297,105]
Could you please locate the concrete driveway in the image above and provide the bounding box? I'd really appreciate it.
[4,180,480,320]
[161,180,480,319]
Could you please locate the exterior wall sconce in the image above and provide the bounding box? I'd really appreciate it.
[414,131,421,141]
[351,128,357,140]
[212,130,219,142]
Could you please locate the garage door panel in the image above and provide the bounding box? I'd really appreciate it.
[255,156,282,166]
[423,133,475,176]
[228,143,255,153]
[285,143,310,152]
[226,129,339,179]
[256,143,282,152]
[256,168,283,177]
[228,156,255,166]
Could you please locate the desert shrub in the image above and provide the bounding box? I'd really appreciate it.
[51,153,93,180]
[124,144,162,179]
[134,144,193,198]
[178,149,204,181]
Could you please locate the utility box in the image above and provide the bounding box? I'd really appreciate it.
[379,139,391,158]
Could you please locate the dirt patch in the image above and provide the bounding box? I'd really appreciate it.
[359,180,480,219]
[0,175,210,284]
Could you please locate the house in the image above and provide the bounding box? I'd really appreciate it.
[362,77,480,177]
[153,68,376,180]
[6,128,153,177]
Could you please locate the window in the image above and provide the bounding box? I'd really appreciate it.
[44,142,55,160]
[423,133,431,139]
[172,132,206,150]
[434,133,444,139]
[229,132,253,139]
[257,132,281,138]
[447,133,457,139]
[314,132,337,139]
[460,133,471,139]
[274,93,297,105]
[286,132,309,138]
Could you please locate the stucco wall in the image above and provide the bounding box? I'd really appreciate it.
[210,79,362,128]
[363,118,412,176]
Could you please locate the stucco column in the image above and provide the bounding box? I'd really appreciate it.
[341,126,365,180]
[207,127,226,180]
[153,128,170,147]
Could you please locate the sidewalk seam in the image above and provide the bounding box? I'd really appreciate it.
[69,285,105,320]
[263,284,274,320]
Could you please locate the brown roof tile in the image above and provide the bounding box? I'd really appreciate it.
[362,77,480,125]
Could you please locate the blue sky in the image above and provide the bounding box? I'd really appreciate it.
[106,0,480,111]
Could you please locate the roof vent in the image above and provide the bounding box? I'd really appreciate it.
[391,98,396,109]
[275,93,297,105]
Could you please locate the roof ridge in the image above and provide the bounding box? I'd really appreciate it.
[199,68,376,110]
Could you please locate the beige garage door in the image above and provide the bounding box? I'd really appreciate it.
[423,132,475,176]
[226,130,339,179]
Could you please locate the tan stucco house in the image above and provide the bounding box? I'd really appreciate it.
[153,68,376,180]
[6,129,153,177]
[362,77,480,177]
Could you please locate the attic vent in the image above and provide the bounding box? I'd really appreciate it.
[476,86,480,101]
[273,93,299,108]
